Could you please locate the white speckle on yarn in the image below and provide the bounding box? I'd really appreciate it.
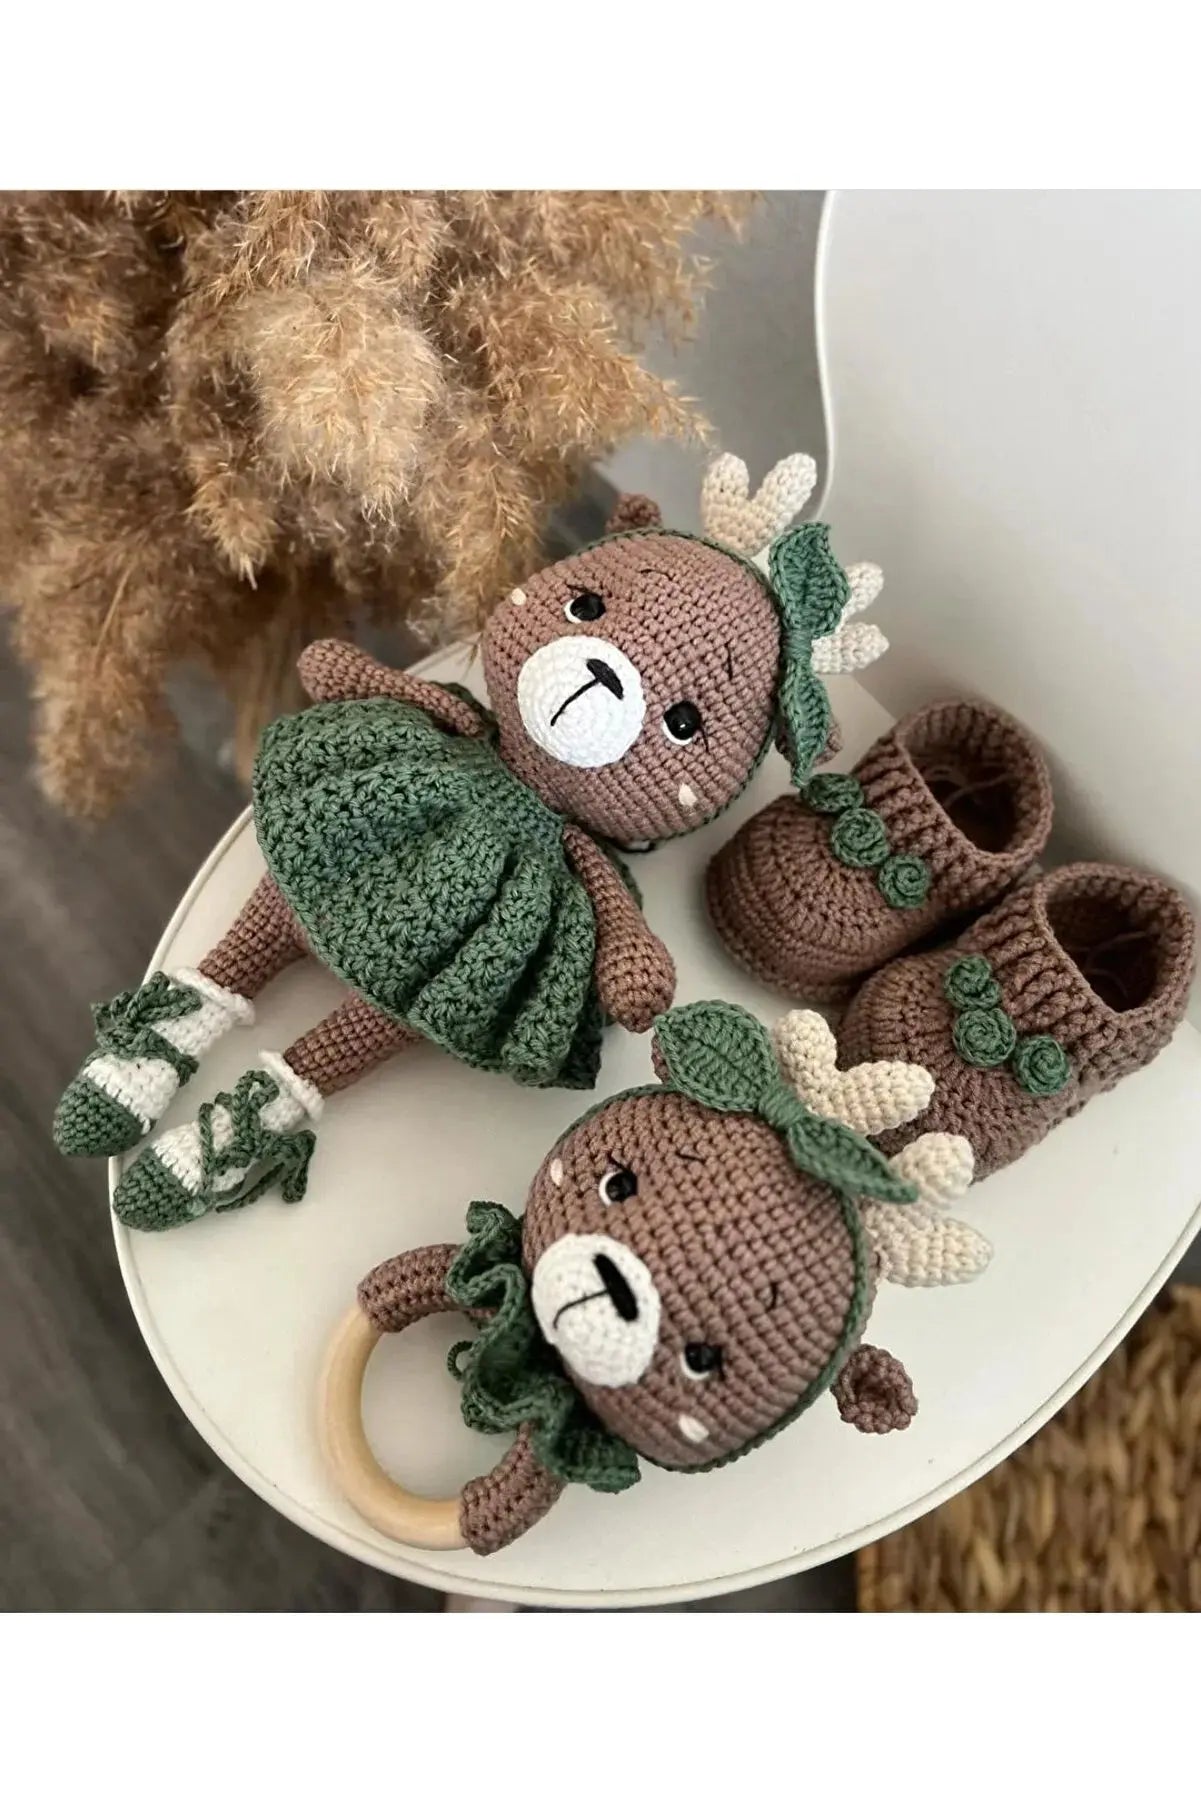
[549,1158,563,1188]
[509,587,526,607]
[678,783,698,810]
[677,1413,710,1445]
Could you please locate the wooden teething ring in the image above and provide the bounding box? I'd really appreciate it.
[317,1304,467,1551]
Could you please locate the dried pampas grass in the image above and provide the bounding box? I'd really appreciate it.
[0,189,747,818]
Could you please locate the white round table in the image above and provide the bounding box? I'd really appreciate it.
[114,648,1201,1607]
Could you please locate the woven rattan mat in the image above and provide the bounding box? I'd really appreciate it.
[858,1285,1201,1611]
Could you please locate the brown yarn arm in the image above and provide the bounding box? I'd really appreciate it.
[357,1243,461,1334]
[460,1425,566,1554]
[563,823,676,1033]
[296,640,484,737]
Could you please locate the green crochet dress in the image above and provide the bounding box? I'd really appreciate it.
[252,694,610,1090]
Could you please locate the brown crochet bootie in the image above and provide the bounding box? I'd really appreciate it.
[706,699,1054,1004]
[838,862,1196,1180]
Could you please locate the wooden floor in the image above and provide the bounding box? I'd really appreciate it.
[0,632,458,1610]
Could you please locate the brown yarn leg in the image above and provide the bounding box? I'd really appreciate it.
[283,992,423,1098]
[198,874,305,997]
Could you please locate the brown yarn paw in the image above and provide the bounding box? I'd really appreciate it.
[601,937,676,1034]
[833,1344,917,1433]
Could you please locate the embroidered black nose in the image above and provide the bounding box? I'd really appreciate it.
[586,657,624,700]
[593,1252,639,1322]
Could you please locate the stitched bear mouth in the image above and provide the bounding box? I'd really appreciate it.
[516,636,646,769]
[548,655,626,726]
[531,1232,661,1386]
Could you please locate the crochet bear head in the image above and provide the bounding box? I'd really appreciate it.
[479,453,888,845]
[518,1003,941,1469]
[523,1083,883,1468]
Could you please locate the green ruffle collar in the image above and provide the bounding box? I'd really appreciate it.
[445,1201,640,1494]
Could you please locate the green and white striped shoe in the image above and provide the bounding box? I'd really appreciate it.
[112,1054,322,1233]
[53,970,253,1159]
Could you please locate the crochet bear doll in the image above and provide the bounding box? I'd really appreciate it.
[53,454,889,1231]
[321,1002,990,1555]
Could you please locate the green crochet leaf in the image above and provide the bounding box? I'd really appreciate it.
[768,523,849,642]
[652,1003,917,1208]
[767,523,847,787]
[782,1113,918,1208]
[445,1202,639,1495]
[652,1001,779,1114]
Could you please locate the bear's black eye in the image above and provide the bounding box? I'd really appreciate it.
[565,591,606,623]
[599,1163,638,1205]
[662,700,704,744]
[681,1342,723,1379]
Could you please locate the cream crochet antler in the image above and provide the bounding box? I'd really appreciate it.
[811,564,888,676]
[699,452,888,675]
[701,452,818,555]
[772,1011,991,1288]
[772,1009,934,1136]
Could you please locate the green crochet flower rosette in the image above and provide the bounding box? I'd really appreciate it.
[1011,1034,1072,1097]
[943,955,1072,1096]
[253,693,626,1091]
[952,1006,1017,1069]
[942,954,1002,1011]
[801,770,932,911]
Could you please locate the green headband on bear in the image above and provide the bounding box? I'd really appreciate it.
[649,999,916,1472]
[652,1000,916,1208]
[601,520,850,789]
[767,523,847,785]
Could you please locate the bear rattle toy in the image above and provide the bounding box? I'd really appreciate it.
[54,454,888,1232]
[320,1003,990,1554]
